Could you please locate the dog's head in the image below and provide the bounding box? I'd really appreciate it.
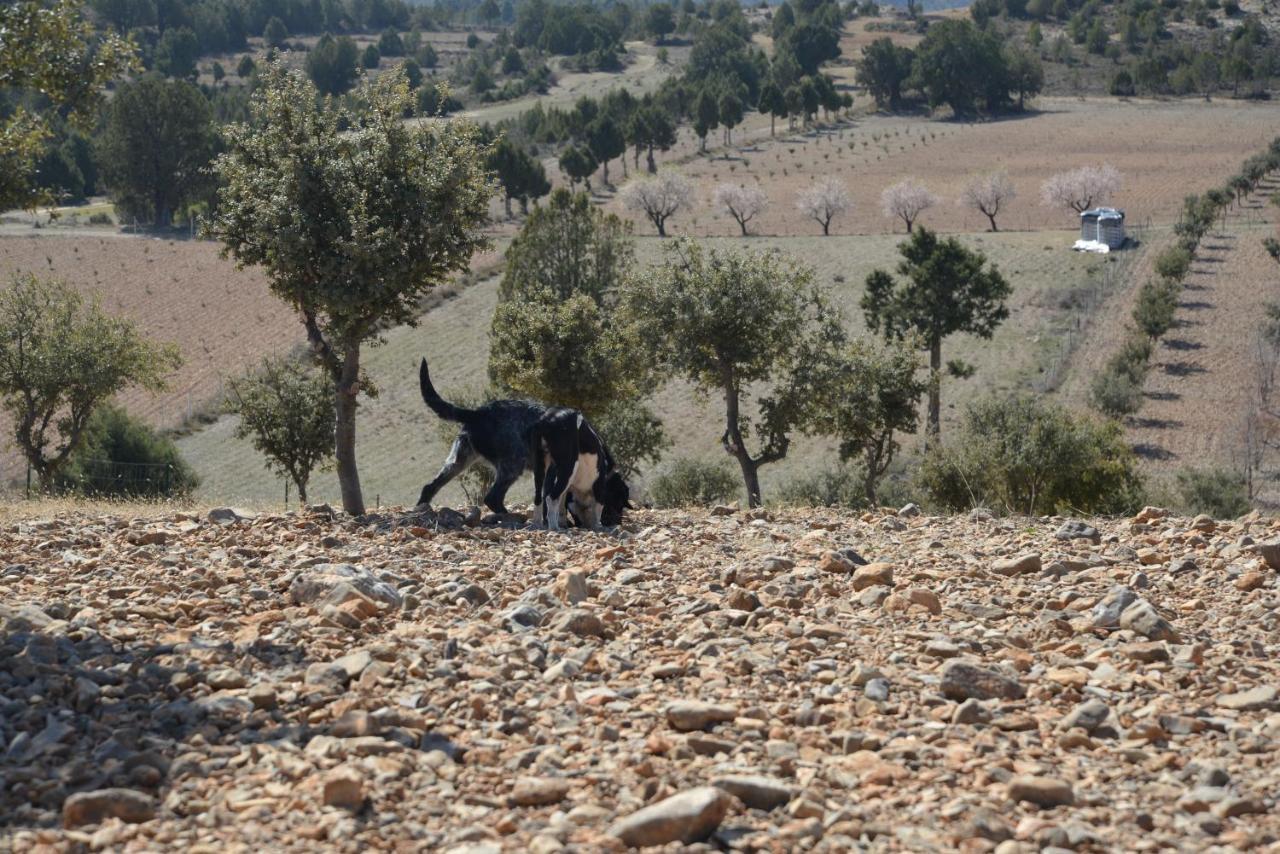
[598,471,630,527]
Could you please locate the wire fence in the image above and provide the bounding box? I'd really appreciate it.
[49,458,188,498]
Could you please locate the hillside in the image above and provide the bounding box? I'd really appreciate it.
[2,504,1278,849]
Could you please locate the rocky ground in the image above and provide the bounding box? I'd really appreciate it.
[1,502,1279,852]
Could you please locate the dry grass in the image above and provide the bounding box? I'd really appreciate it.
[0,495,211,525]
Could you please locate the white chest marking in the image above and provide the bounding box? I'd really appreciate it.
[569,452,598,499]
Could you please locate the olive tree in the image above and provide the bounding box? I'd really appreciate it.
[862,228,1011,442]
[0,273,180,487]
[208,65,492,515]
[622,240,840,506]
[227,357,335,505]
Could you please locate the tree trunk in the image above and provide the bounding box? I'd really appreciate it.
[646,145,656,173]
[621,155,628,178]
[633,147,641,170]
[654,215,666,237]
[987,212,999,232]
[770,114,775,136]
[738,218,748,237]
[821,217,830,236]
[334,341,365,515]
[927,336,942,446]
[864,465,878,508]
[721,367,762,507]
[602,160,609,186]
[297,478,308,505]
[504,195,513,219]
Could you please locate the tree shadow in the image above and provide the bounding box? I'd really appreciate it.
[1163,338,1204,351]
[1131,416,1184,430]
[1144,390,1182,401]
[1132,442,1177,460]
[1178,300,1215,310]
[1162,361,1207,376]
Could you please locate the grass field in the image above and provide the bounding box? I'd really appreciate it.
[175,230,1109,509]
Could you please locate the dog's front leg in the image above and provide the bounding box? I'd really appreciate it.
[545,495,560,531]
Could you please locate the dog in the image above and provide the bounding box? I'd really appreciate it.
[415,357,629,528]
[530,407,630,531]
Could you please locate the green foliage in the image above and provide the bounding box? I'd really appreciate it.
[208,62,492,514]
[919,394,1145,516]
[1153,245,1193,282]
[650,458,740,508]
[622,239,838,506]
[362,44,381,69]
[57,404,198,498]
[646,3,676,42]
[378,28,405,57]
[776,463,868,509]
[263,16,288,49]
[1110,69,1136,96]
[558,144,597,189]
[96,75,216,229]
[1089,363,1144,418]
[306,33,360,95]
[1132,278,1180,339]
[488,136,550,215]
[911,19,1011,116]
[228,358,335,504]
[0,273,181,486]
[237,54,256,78]
[862,227,1011,438]
[1173,467,1250,519]
[0,0,138,211]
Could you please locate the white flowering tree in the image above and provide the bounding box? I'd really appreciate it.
[1040,164,1122,216]
[796,177,852,236]
[880,177,938,233]
[960,170,1016,232]
[712,183,768,236]
[621,172,692,237]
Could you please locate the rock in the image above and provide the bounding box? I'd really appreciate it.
[725,588,760,611]
[1091,585,1138,629]
[666,700,736,732]
[1007,775,1075,808]
[711,775,794,811]
[864,678,890,701]
[1215,685,1277,711]
[1213,796,1267,819]
[852,562,894,590]
[1055,520,1100,543]
[322,767,364,809]
[1060,699,1110,733]
[952,698,991,725]
[554,571,590,605]
[208,507,256,525]
[898,503,922,518]
[1254,540,1280,570]
[289,564,402,612]
[504,604,544,629]
[206,668,246,690]
[63,789,156,827]
[940,660,1025,702]
[1119,600,1179,642]
[818,551,855,573]
[993,553,1041,576]
[552,608,606,638]
[1235,571,1266,592]
[606,787,732,847]
[924,638,961,658]
[333,650,374,679]
[509,777,571,807]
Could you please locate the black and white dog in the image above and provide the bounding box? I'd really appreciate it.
[416,357,629,529]
[531,407,630,531]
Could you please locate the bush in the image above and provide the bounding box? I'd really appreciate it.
[1174,468,1249,519]
[919,394,1144,516]
[1089,365,1145,417]
[1110,70,1135,96]
[88,211,112,225]
[650,458,740,508]
[56,404,198,498]
[1132,278,1180,340]
[1153,245,1193,282]
[776,463,868,509]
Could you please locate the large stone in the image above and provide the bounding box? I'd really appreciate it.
[208,507,256,525]
[321,767,364,809]
[1055,520,1100,543]
[288,564,402,613]
[665,700,737,732]
[1059,699,1110,733]
[1215,685,1277,711]
[554,571,590,605]
[606,786,732,847]
[63,789,156,827]
[510,777,571,807]
[1091,585,1138,629]
[1007,775,1074,808]
[1254,540,1280,570]
[712,775,795,811]
[992,553,1041,577]
[940,660,1025,702]
[552,608,606,638]
[852,563,894,591]
[1119,600,1179,642]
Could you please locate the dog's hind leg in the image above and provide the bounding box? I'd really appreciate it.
[483,457,524,516]
[416,434,476,508]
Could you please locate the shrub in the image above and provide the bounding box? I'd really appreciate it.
[56,404,198,498]
[1109,70,1135,96]
[919,394,1144,516]
[88,211,112,225]
[1153,245,1193,282]
[776,463,868,509]
[1090,365,1145,417]
[1174,468,1249,519]
[1132,278,1180,340]
[650,458,740,508]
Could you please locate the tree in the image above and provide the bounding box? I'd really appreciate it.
[757,80,786,136]
[489,136,549,217]
[212,61,226,83]
[378,28,405,57]
[862,228,1011,441]
[96,76,217,229]
[0,273,180,488]
[718,91,744,147]
[857,37,913,110]
[489,190,666,475]
[1192,53,1220,99]
[712,183,768,236]
[207,63,492,515]
[622,240,838,506]
[362,44,382,69]
[559,144,598,191]
[263,16,288,48]
[912,18,1009,116]
[807,337,926,505]
[621,172,692,236]
[237,54,256,78]
[306,33,360,95]
[796,176,851,236]
[228,357,335,504]
[647,3,676,43]
[629,105,677,173]
[694,89,719,151]
[586,116,626,186]
[155,27,199,78]
[880,178,939,233]
[0,0,137,212]
[960,170,1016,232]
[1005,46,1044,110]
[501,46,525,75]
[57,404,198,498]
[781,20,841,75]
[1040,164,1121,215]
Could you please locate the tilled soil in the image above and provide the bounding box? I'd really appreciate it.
[1,504,1278,852]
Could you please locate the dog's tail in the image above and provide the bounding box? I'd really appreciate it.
[419,357,471,423]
